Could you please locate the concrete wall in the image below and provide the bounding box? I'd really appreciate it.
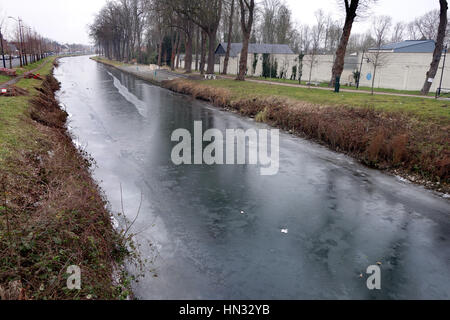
[180,61,221,74]
[357,52,450,91]
[299,52,450,91]
[217,53,299,79]
[181,52,450,92]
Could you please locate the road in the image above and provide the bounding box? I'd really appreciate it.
[55,56,450,300]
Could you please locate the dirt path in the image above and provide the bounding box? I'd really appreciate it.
[1,59,52,87]
[218,75,444,100]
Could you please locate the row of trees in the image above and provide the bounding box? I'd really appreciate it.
[90,0,448,95]
[0,15,65,69]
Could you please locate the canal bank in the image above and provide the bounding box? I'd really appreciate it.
[0,58,132,300]
[63,55,450,299]
[90,56,190,85]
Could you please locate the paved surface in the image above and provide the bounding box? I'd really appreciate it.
[94,59,188,84]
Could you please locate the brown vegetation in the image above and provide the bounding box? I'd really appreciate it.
[0,86,29,97]
[0,73,129,300]
[163,78,450,187]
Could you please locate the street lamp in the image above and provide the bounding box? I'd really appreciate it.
[356,50,365,89]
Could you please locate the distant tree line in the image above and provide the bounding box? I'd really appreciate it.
[0,13,89,69]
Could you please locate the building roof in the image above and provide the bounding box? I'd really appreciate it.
[215,43,295,57]
[369,40,436,53]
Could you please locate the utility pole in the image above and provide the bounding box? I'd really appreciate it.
[0,28,6,68]
[436,44,448,99]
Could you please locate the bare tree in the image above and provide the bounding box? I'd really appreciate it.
[407,21,422,40]
[421,0,448,95]
[172,0,223,75]
[236,0,256,81]
[261,0,280,44]
[222,0,235,74]
[367,15,392,95]
[306,11,326,85]
[330,0,377,86]
[299,25,312,54]
[391,22,405,43]
[412,10,441,40]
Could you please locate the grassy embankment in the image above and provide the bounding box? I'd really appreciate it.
[246,76,437,97]
[91,56,130,67]
[163,78,450,192]
[0,57,133,300]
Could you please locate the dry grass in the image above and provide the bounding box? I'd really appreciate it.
[0,73,131,300]
[0,86,29,97]
[163,79,450,187]
[163,78,231,108]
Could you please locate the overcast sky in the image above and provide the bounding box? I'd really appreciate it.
[0,0,439,45]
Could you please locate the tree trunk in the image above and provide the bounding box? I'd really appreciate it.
[421,0,448,95]
[330,1,359,86]
[185,32,193,73]
[371,64,378,95]
[237,35,250,80]
[200,31,207,74]
[170,31,179,71]
[175,33,182,69]
[195,26,200,71]
[206,31,217,74]
[222,0,235,75]
[158,36,163,66]
[308,59,314,85]
[236,0,255,81]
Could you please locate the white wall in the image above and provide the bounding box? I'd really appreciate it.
[357,52,450,91]
[218,53,299,79]
[299,52,450,91]
[181,51,450,92]
[180,61,221,74]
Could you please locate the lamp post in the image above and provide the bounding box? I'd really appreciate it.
[356,50,365,89]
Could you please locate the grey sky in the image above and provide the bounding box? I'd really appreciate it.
[0,0,439,45]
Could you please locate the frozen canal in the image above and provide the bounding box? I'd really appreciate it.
[55,56,450,300]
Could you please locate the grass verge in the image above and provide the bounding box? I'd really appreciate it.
[90,56,130,67]
[0,58,135,300]
[163,78,450,193]
[246,76,437,97]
